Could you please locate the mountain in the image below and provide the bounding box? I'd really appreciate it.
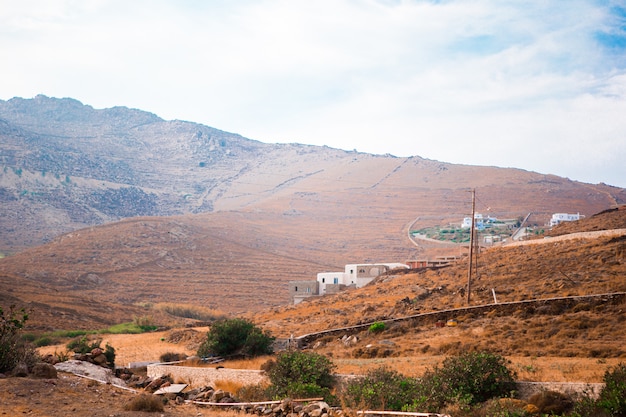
[0,95,625,329]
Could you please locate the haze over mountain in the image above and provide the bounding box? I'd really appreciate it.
[0,95,625,327]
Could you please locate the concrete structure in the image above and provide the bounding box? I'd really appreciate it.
[406,257,458,269]
[550,212,583,227]
[290,262,409,304]
[318,263,409,294]
[289,280,319,305]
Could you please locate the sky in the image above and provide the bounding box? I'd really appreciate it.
[1,1,626,188]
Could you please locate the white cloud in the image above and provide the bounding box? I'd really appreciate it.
[1,0,625,187]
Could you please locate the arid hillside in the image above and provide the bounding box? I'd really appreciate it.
[1,96,626,332]
[245,207,626,365]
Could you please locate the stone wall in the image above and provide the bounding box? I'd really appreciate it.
[295,292,626,347]
[147,364,267,387]
[516,381,604,400]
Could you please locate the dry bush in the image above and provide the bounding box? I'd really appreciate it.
[123,394,164,412]
[214,379,244,395]
[159,351,186,362]
[527,390,573,415]
[154,302,227,322]
[222,355,273,370]
[236,383,271,402]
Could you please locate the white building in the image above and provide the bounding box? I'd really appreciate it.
[549,213,583,227]
[317,263,409,294]
[461,213,484,230]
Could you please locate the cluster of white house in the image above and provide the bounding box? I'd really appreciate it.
[461,212,583,229]
[289,262,408,304]
[460,213,499,230]
[291,212,583,303]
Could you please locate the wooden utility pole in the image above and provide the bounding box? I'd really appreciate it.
[467,189,475,305]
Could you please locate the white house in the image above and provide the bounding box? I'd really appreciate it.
[317,263,409,294]
[461,213,484,230]
[549,213,583,227]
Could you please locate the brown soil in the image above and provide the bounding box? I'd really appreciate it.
[0,373,240,417]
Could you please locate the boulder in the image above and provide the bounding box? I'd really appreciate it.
[32,363,58,379]
[92,354,108,366]
[209,389,229,402]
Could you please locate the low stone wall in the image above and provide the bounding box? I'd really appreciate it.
[147,364,267,387]
[516,381,604,400]
[148,365,604,401]
[295,292,626,347]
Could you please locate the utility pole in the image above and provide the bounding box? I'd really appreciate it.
[467,189,475,305]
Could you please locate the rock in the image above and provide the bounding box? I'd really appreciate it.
[32,363,58,379]
[91,348,104,357]
[209,389,229,402]
[41,354,59,365]
[145,376,169,392]
[92,354,108,366]
[12,362,29,377]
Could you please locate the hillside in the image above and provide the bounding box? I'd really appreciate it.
[1,96,626,330]
[245,207,626,363]
[1,95,625,256]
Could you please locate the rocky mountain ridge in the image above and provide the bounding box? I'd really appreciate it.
[2,95,625,253]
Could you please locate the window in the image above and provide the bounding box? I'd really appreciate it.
[322,278,325,283]
[333,277,339,284]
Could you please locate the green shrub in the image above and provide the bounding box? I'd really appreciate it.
[66,336,101,354]
[341,366,418,411]
[0,305,38,373]
[598,362,626,417]
[369,322,386,333]
[21,333,37,342]
[123,394,164,412]
[197,318,274,358]
[34,336,55,347]
[264,350,336,402]
[104,343,116,368]
[408,351,517,411]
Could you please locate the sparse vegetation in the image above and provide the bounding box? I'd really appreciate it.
[368,321,386,333]
[0,305,38,373]
[154,302,226,322]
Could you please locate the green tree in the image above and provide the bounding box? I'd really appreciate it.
[197,318,274,358]
[409,351,517,411]
[341,366,418,411]
[265,350,336,402]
